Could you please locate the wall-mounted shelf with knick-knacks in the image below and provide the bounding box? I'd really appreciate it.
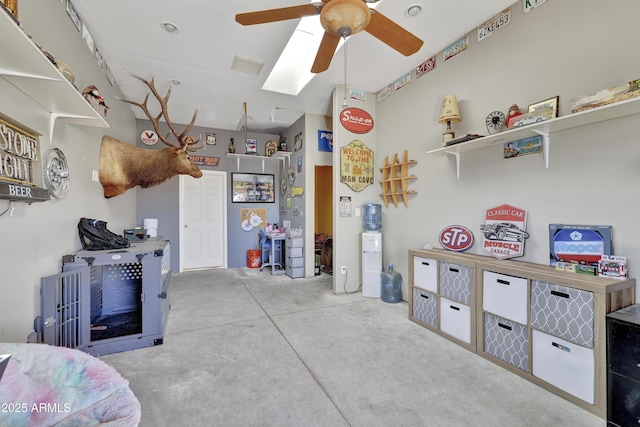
[379,150,417,208]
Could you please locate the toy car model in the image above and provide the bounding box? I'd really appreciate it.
[480,222,529,241]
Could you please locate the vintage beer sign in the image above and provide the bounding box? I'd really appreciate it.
[340,108,374,134]
[0,113,50,202]
[340,140,374,192]
[480,203,528,259]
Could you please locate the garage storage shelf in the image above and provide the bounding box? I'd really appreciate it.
[427,96,640,179]
[0,10,109,141]
[408,248,636,419]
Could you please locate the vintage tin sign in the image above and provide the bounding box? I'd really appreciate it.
[480,203,528,259]
[377,84,392,102]
[523,0,548,14]
[140,130,158,145]
[444,35,469,62]
[394,73,411,92]
[440,225,474,252]
[416,56,436,78]
[340,140,374,192]
[340,108,374,134]
[549,224,612,268]
[504,135,542,158]
[478,8,511,42]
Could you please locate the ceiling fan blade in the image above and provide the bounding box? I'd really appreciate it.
[236,4,322,26]
[365,10,423,56]
[311,32,341,73]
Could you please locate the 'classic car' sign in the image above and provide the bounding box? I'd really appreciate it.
[480,203,528,259]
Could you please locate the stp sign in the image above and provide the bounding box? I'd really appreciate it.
[439,225,474,252]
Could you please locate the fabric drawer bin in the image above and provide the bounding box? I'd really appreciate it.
[287,256,304,268]
[286,265,304,278]
[440,262,471,305]
[530,280,594,348]
[483,271,528,324]
[440,297,470,343]
[287,237,303,248]
[413,256,437,293]
[532,329,594,404]
[286,247,303,258]
[413,288,438,328]
[484,313,529,371]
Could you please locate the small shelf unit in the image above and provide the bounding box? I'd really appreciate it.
[427,96,640,179]
[379,150,417,208]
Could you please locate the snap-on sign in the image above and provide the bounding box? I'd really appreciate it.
[340,108,374,134]
[439,225,474,252]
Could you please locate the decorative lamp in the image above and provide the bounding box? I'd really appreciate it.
[320,0,371,38]
[439,95,461,143]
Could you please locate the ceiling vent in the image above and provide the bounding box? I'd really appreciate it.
[231,55,265,76]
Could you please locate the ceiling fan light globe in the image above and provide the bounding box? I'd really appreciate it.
[320,0,371,37]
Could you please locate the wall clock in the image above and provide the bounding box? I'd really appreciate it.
[486,111,506,135]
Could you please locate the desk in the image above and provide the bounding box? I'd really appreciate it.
[264,233,286,275]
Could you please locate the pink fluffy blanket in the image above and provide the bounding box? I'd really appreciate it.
[0,343,140,426]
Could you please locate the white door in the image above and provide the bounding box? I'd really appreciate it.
[180,171,227,270]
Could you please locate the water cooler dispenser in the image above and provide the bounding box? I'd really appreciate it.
[362,202,382,298]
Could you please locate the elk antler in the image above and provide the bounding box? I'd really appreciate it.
[118,72,201,150]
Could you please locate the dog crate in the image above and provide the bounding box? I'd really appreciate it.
[38,240,171,356]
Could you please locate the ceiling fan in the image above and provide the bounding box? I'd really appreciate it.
[236,0,424,73]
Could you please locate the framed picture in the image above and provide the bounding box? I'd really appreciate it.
[528,96,559,117]
[245,138,257,154]
[231,173,275,203]
[1,0,18,20]
[206,133,216,145]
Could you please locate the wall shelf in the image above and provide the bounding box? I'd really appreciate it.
[427,96,640,179]
[226,152,291,172]
[379,150,417,208]
[0,10,109,142]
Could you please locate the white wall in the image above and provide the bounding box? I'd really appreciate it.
[0,2,137,342]
[372,0,640,300]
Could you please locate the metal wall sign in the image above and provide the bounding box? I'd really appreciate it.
[340,140,374,192]
[480,203,529,259]
[0,113,50,203]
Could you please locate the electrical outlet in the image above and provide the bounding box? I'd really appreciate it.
[341,266,347,275]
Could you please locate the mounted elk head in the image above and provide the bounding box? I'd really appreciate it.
[99,73,203,198]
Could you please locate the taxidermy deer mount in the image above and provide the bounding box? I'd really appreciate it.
[99,73,203,198]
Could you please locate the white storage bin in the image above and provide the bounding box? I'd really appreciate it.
[287,256,304,268]
[287,237,304,248]
[286,265,304,278]
[483,271,528,324]
[287,247,303,258]
[413,256,437,292]
[413,288,438,328]
[440,262,471,305]
[532,329,594,404]
[440,297,471,343]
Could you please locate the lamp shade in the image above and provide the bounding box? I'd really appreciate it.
[320,0,371,38]
[439,95,461,124]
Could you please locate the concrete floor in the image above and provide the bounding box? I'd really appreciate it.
[102,268,605,427]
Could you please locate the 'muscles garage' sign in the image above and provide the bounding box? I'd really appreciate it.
[0,113,50,202]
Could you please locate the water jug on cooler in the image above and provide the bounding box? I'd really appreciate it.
[362,202,382,232]
[381,263,402,303]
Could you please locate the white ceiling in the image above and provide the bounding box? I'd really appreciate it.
[70,0,516,135]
